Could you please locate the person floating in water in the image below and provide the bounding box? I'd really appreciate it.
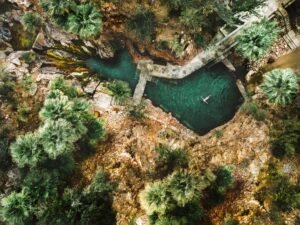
[201,95,211,104]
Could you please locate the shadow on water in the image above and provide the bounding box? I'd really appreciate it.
[86,50,243,135]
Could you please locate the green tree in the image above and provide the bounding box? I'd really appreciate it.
[66,3,102,39]
[260,68,299,105]
[10,133,45,168]
[22,12,42,33]
[0,190,32,225]
[106,80,131,104]
[236,18,280,60]
[128,7,156,40]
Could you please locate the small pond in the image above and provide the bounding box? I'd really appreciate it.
[86,50,243,135]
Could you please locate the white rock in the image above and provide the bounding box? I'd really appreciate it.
[135,216,149,225]
[93,92,112,112]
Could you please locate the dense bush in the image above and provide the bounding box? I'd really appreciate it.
[179,8,205,30]
[128,7,156,40]
[204,165,235,206]
[271,119,300,158]
[0,138,11,171]
[260,68,299,105]
[40,0,76,27]
[21,12,42,33]
[140,171,203,225]
[236,18,280,60]
[106,80,131,104]
[155,145,188,174]
[38,153,75,177]
[256,164,300,212]
[80,113,106,147]
[38,171,116,225]
[11,77,105,169]
[0,66,15,102]
[49,76,78,99]
[22,169,60,204]
[129,101,148,120]
[21,52,37,64]
[161,0,196,11]
[240,101,267,121]
[214,166,235,194]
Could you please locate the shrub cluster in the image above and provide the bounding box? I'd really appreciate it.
[128,101,148,120]
[21,12,42,33]
[155,145,188,175]
[271,119,300,158]
[240,101,267,121]
[140,171,203,225]
[256,164,300,213]
[40,0,102,39]
[38,171,116,225]
[128,7,156,41]
[204,166,236,206]
[0,77,107,225]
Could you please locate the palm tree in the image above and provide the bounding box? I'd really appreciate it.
[106,80,131,104]
[167,171,200,206]
[40,0,76,17]
[39,119,79,159]
[139,171,203,225]
[236,18,280,60]
[260,68,299,105]
[10,133,44,168]
[66,3,102,39]
[0,190,32,225]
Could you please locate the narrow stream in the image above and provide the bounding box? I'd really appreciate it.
[86,50,243,135]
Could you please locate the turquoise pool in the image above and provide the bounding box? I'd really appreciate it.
[86,50,242,135]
